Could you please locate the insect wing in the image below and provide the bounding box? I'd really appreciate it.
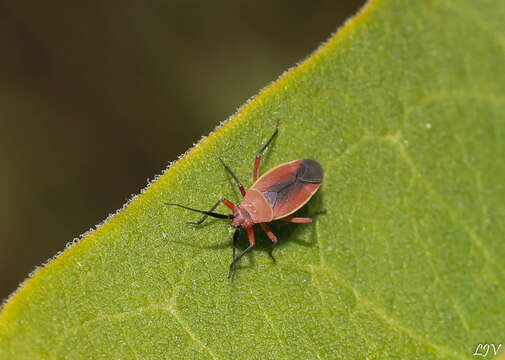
[252,159,322,219]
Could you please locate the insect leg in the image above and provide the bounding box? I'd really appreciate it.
[228,226,255,278]
[253,119,279,182]
[218,156,246,196]
[170,198,235,225]
[260,223,278,262]
[232,228,241,263]
[260,223,278,243]
[281,216,313,224]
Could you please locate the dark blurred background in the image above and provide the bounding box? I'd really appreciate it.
[0,1,365,301]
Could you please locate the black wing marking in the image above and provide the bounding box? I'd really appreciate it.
[297,159,323,184]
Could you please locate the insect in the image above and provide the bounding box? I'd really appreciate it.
[166,120,323,278]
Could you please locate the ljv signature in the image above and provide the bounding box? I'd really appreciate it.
[473,343,502,357]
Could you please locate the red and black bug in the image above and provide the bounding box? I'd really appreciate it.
[167,120,323,277]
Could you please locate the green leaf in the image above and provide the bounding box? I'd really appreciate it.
[1,0,505,358]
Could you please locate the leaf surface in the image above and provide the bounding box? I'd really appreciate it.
[1,0,505,358]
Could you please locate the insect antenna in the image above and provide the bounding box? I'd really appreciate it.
[165,203,233,220]
[257,118,279,156]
